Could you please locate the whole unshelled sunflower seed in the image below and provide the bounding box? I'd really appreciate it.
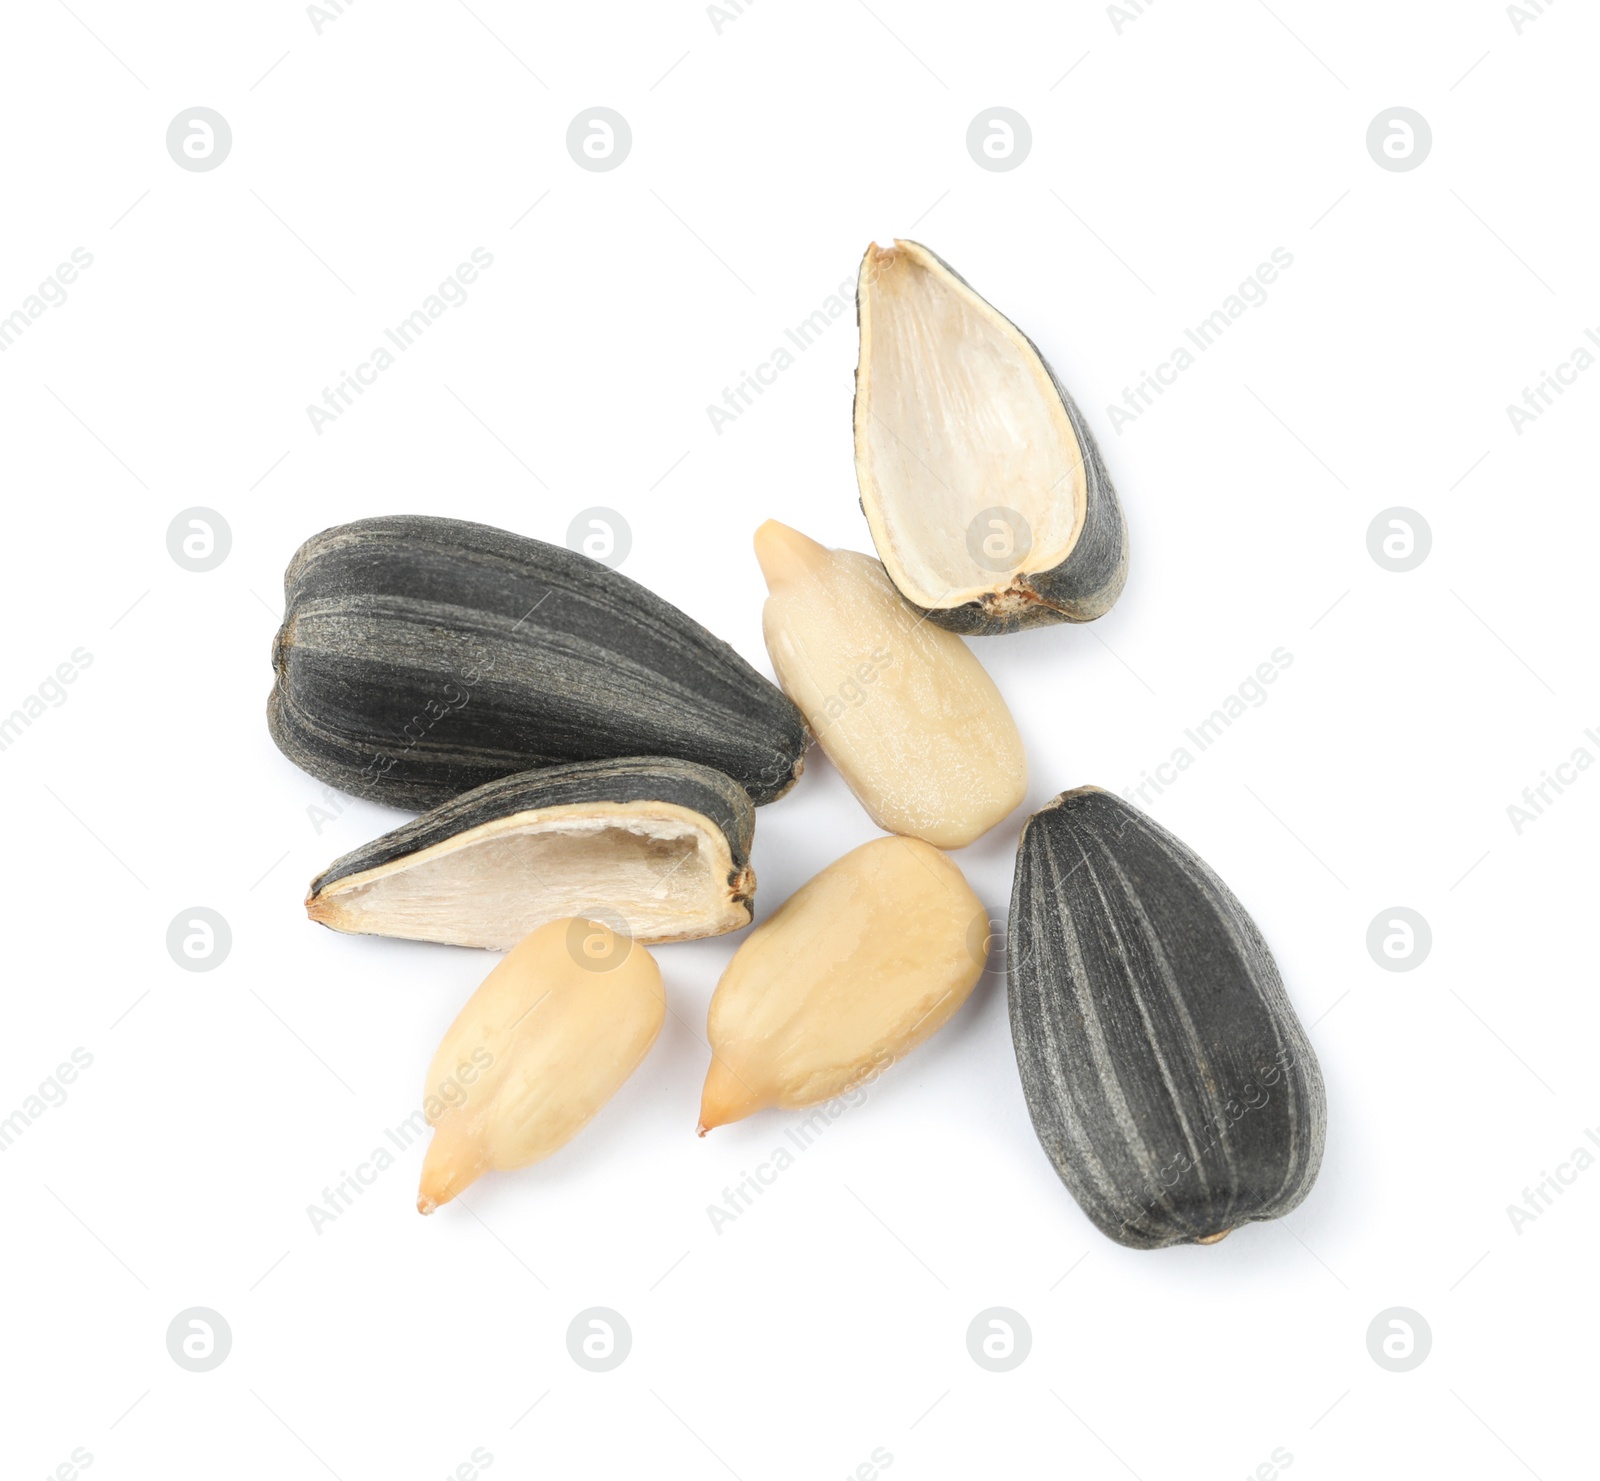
[755,520,1026,849]
[1008,788,1326,1249]
[699,835,987,1132]
[417,917,664,1212]
[268,515,807,809]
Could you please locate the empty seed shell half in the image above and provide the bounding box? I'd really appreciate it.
[418,917,665,1212]
[699,835,986,1132]
[269,515,807,810]
[306,757,755,950]
[1008,788,1326,1250]
[854,240,1128,634]
[755,520,1025,848]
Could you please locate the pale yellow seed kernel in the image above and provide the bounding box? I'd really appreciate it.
[417,917,664,1212]
[699,835,987,1132]
[755,520,1026,849]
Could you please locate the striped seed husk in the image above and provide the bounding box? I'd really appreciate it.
[1008,788,1326,1249]
[268,515,808,809]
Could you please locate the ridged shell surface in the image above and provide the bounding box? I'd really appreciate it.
[268,515,808,809]
[1007,788,1325,1250]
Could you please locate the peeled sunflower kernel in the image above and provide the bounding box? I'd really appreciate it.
[755,520,1026,849]
[699,835,987,1132]
[417,917,665,1213]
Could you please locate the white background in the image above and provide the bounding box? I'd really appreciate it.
[2,1,1596,1477]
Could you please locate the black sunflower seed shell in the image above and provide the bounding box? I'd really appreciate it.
[311,755,754,895]
[307,756,757,950]
[853,240,1128,636]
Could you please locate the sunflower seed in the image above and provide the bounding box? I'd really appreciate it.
[755,519,1026,848]
[268,515,807,809]
[417,917,665,1212]
[1008,788,1326,1249]
[700,835,987,1132]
